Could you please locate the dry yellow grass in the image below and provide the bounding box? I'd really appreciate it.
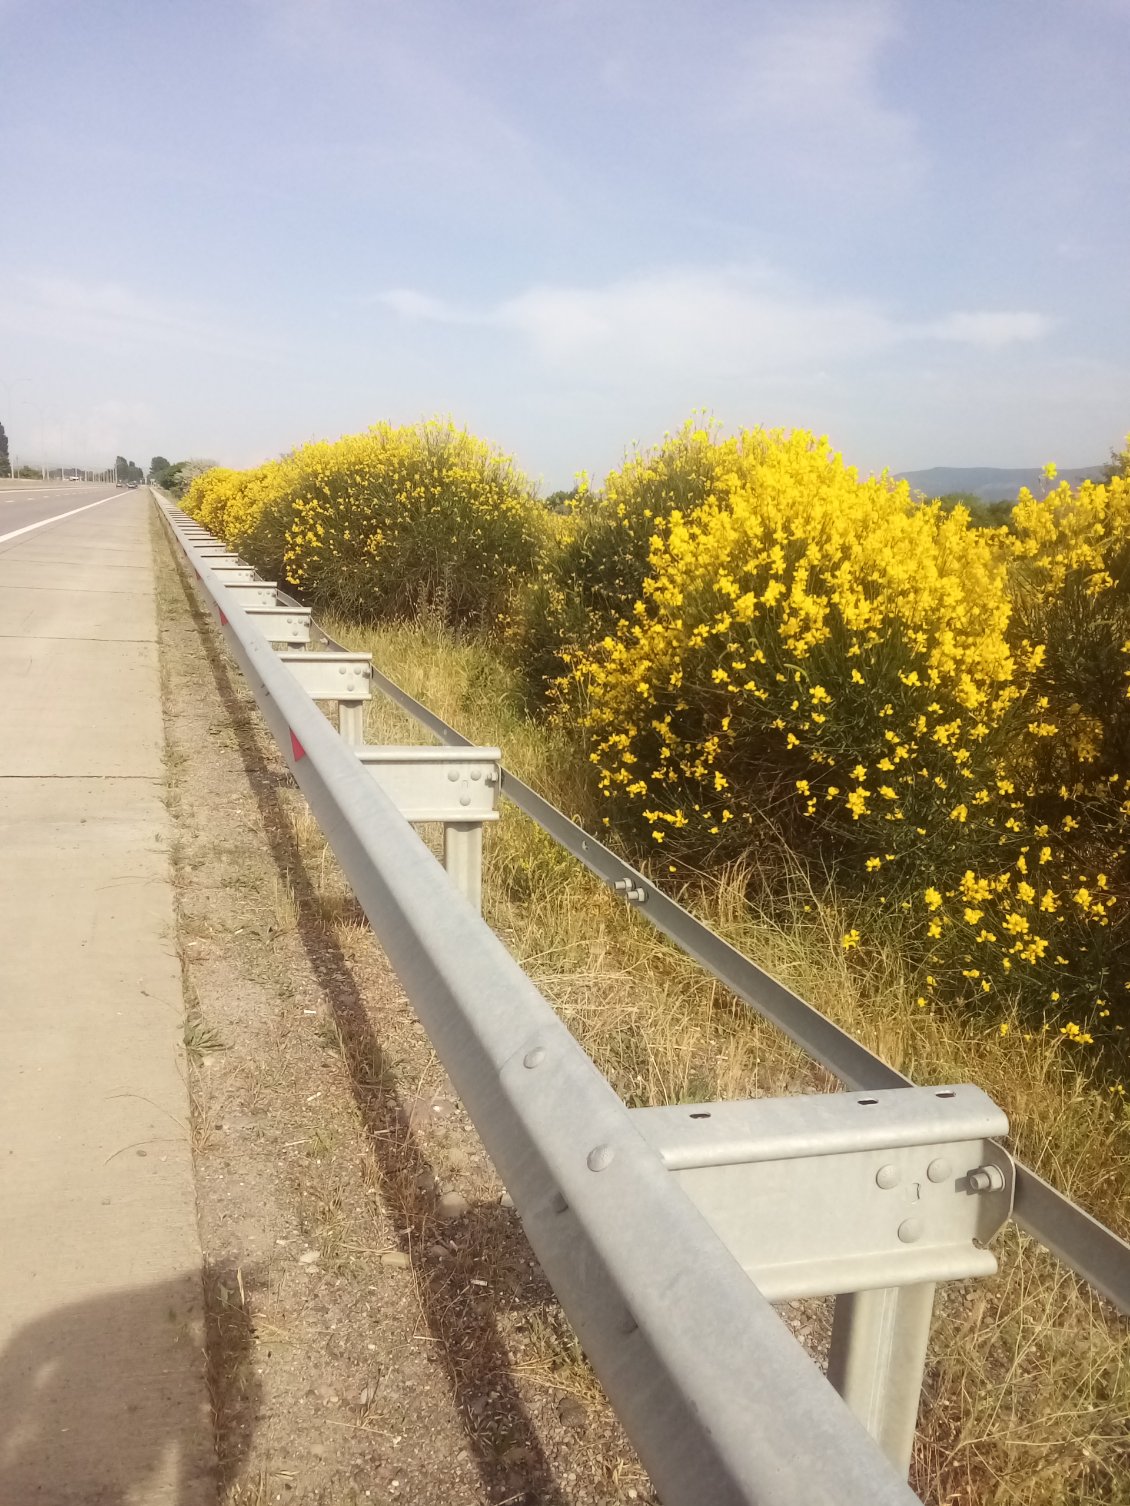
[323,613,1129,1506]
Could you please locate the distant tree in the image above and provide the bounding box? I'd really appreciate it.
[165,457,219,498]
[147,455,171,482]
[1103,433,1130,483]
[932,492,1014,529]
[151,461,182,493]
[545,487,582,513]
[115,455,144,483]
[16,464,41,479]
[0,418,9,478]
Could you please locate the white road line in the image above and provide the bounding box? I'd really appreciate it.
[0,493,122,545]
[0,489,108,502]
[0,488,86,499]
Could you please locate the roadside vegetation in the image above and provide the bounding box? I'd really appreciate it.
[182,417,1130,1503]
[150,455,221,495]
[184,418,1130,1065]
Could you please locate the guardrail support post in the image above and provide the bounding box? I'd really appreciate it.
[339,700,365,746]
[444,822,483,910]
[827,1281,935,1475]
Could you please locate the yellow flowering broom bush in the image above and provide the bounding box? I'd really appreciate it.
[280,422,541,629]
[1010,471,1130,793]
[983,472,1129,1034]
[512,420,747,699]
[183,416,1127,1044]
[848,472,1128,1040]
[563,428,1126,1038]
[186,422,544,632]
[183,460,296,580]
[183,465,245,541]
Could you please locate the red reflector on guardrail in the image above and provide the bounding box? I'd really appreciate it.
[219,609,229,626]
[290,730,306,763]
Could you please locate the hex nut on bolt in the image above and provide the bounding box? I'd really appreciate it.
[587,1145,614,1172]
[968,1164,1005,1193]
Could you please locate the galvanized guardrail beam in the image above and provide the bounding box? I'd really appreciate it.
[356,658,1130,1317]
[157,496,922,1505]
[245,605,312,644]
[159,497,1130,1313]
[157,498,1129,1488]
[631,1084,1013,1300]
[631,1083,1015,1474]
[277,650,373,745]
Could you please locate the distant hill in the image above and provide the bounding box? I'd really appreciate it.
[897,465,1105,502]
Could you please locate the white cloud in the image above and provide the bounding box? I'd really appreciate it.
[495,273,893,373]
[376,266,1052,382]
[921,311,1056,349]
[376,289,453,322]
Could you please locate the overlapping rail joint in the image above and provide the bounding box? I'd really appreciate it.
[153,494,1121,1502]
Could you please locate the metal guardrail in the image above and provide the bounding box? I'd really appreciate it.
[158,497,924,1505]
[355,645,1130,1319]
[156,492,1129,1502]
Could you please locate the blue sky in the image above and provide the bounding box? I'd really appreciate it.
[1,0,1128,487]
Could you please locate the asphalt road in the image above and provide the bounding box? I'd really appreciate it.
[0,481,132,552]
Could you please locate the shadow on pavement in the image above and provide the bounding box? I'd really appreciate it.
[0,1269,245,1505]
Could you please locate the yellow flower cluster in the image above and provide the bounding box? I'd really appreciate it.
[187,415,1128,1045]
[511,418,756,700]
[1007,473,1130,785]
[1012,471,1130,598]
[569,426,1018,858]
[561,425,1126,1044]
[184,421,543,630]
[184,460,297,573]
[912,850,1120,1026]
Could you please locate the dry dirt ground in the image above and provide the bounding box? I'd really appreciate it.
[153,515,655,1506]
